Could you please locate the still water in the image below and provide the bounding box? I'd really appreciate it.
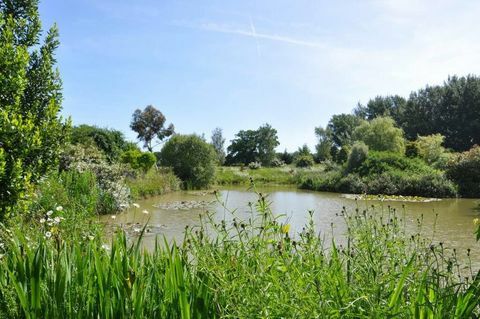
[102,186,480,263]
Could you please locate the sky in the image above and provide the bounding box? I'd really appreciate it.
[39,0,480,152]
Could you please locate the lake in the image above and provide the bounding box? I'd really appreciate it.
[102,186,480,266]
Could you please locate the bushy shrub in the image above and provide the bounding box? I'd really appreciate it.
[121,150,157,172]
[357,152,434,177]
[160,134,216,189]
[270,158,285,167]
[60,144,131,212]
[337,174,367,194]
[347,142,369,173]
[415,134,446,165]
[295,155,315,168]
[446,146,480,197]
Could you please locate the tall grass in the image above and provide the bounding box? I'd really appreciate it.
[1,190,479,318]
[127,169,180,199]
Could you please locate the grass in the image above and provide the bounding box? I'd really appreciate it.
[126,169,181,199]
[215,165,323,186]
[1,188,479,318]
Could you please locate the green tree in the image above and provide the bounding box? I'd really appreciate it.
[327,114,362,149]
[314,126,333,162]
[353,117,405,154]
[446,146,480,197]
[354,95,406,123]
[0,1,69,218]
[130,105,174,152]
[72,124,132,162]
[160,134,216,188]
[211,127,226,165]
[226,124,279,166]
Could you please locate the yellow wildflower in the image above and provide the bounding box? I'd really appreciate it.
[281,224,291,234]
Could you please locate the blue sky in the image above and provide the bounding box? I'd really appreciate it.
[39,0,480,151]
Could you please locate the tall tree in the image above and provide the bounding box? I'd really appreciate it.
[0,0,70,218]
[211,127,226,165]
[314,126,333,162]
[130,105,174,152]
[354,95,407,123]
[327,114,362,149]
[226,124,279,166]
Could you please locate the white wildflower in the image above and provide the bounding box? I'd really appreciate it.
[132,203,140,208]
[39,218,46,224]
[45,231,52,239]
[111,215,117,219]
[56,206,63,211]
[142,210,149,215]
[88,235,95,241]
[101,244,110,251]
[46,210,53,216]
[54,217,61,224]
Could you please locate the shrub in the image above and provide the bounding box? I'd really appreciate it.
[60,144,131,212]
[416,134,446,165]
[136,152,157,172]
[270,158,285,167]
[336,145,351,163]
[446,146,480,197]
[295,154,315,168]
[357,152,434,177]
[346,142,369,173]
[0,5,70,219]
[160,134,216,189]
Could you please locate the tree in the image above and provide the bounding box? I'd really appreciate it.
[314,126,333,162]
[354,95,406,123]
[211,127,226,165]
[160,134,216,188]
[353,117,405,154]
[72,124,132,162]
[327,114,362,149]
[130,105,174,152]
[226,124,279,166]
[0,1,70,218]
[446,146,480,197]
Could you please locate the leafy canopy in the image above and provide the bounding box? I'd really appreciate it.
[226,124,279,166]
[353,117,405,154]
[0,0,69,218]
[130,105,174,152]
[160,134,216,189]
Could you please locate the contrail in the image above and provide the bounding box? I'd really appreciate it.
[249,15,261,57]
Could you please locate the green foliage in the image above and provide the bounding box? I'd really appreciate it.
[136,152,156,172]
[226,124,279,166]
[295,154,314,168]
[336,145,351,164]
[446,146,480,197]
[130,105,174,152]
[160,134,216,189]
[299,152,457,198]
[0,3,70,219]
[2,193,480,317]
[60,144,131,212]
[211,127,226,165]
[127,169,180,199]
[327,114,362,148]
[415,134,447,165]
[402,75,480,151]
[215,166,297,185]
[354,95,406,123]
[278,149,294,165]
[71,124,133,162]
[347,141,369,173]
[354,116,405,154]
[314,126,333,162]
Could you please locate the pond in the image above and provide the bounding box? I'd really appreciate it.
[101,186,480,265]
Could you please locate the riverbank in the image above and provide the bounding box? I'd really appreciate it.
[2,191,480,318]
